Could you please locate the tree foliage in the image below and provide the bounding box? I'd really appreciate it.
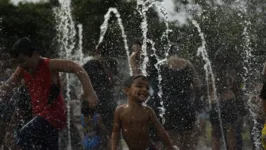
[0,0,56,56]
[0,0,266,79]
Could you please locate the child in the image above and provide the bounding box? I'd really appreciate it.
[81,100,109,150]
[111,75,174,150]
[0,37,99,149]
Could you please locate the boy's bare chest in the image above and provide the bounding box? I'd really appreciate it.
[121,110,150,124]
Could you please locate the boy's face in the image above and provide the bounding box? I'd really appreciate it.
[15,53,33,69]
[125,77,150,103]
[132,44,141,53]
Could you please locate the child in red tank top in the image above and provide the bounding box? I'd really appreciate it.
[0,37,99,150]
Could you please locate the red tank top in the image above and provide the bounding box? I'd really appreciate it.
[22,58,66,129]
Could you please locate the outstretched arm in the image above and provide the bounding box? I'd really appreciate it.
[129,52,142,75]
[0,67,22,100]
[111,107,122,150]
[149,107,174,150]
[49,59,99,108]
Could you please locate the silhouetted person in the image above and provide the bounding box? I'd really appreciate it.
[210,49,239,150]
[159,46,202,150]
[83,42,118,144]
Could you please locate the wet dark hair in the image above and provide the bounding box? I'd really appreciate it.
[123,75,148,88]
[81,100,95,115]
[168,44,179,56]
[11,37,38,58]
[133,38,143,46]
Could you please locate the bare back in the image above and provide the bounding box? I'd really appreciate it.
[118,104,152,150]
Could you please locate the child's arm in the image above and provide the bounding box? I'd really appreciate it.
[111,107,122,150]
[0,67,22,99]
[148,107,174,150]
[49,59,99,108]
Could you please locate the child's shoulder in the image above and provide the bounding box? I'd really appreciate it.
[116,104,128,110]
[115,104,131,113]
[141,105,153,110]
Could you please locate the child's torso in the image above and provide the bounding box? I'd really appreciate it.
[22,58,66,129]
[120,105,151,149]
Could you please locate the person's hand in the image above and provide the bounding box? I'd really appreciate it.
[262,124,266,149]
[84,91,99,108]
[129,51,140,64]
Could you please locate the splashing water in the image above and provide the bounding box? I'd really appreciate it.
[146,39,167,124]
[192,20,227,150]
[136,0,171,125]
[247,94,262,150]
[191,20,214,109]
[97,8,131,75]
[237,1,260,149]
[75,24,84,63]
[154,1,172,57]
[54,0,76,59]
[54,0,77,149]
[237,0,252,91]
[244,22,261,150]
[136,0,172,75]
[86,0,171,134]
[136,0,151,76]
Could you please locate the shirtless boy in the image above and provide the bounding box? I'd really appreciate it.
[111,75,174,150]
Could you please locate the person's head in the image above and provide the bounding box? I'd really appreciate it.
[10,37,39,69]
[132,38,142,53]
[81,100,95,116]
[167,44,179,57]
[95,42,109,56]
[123,75,149,103]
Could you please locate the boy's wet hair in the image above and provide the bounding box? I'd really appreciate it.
[10,37,38,58]
[81,100,95,115]
[123,74,148,88]
[133,38,143,46]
